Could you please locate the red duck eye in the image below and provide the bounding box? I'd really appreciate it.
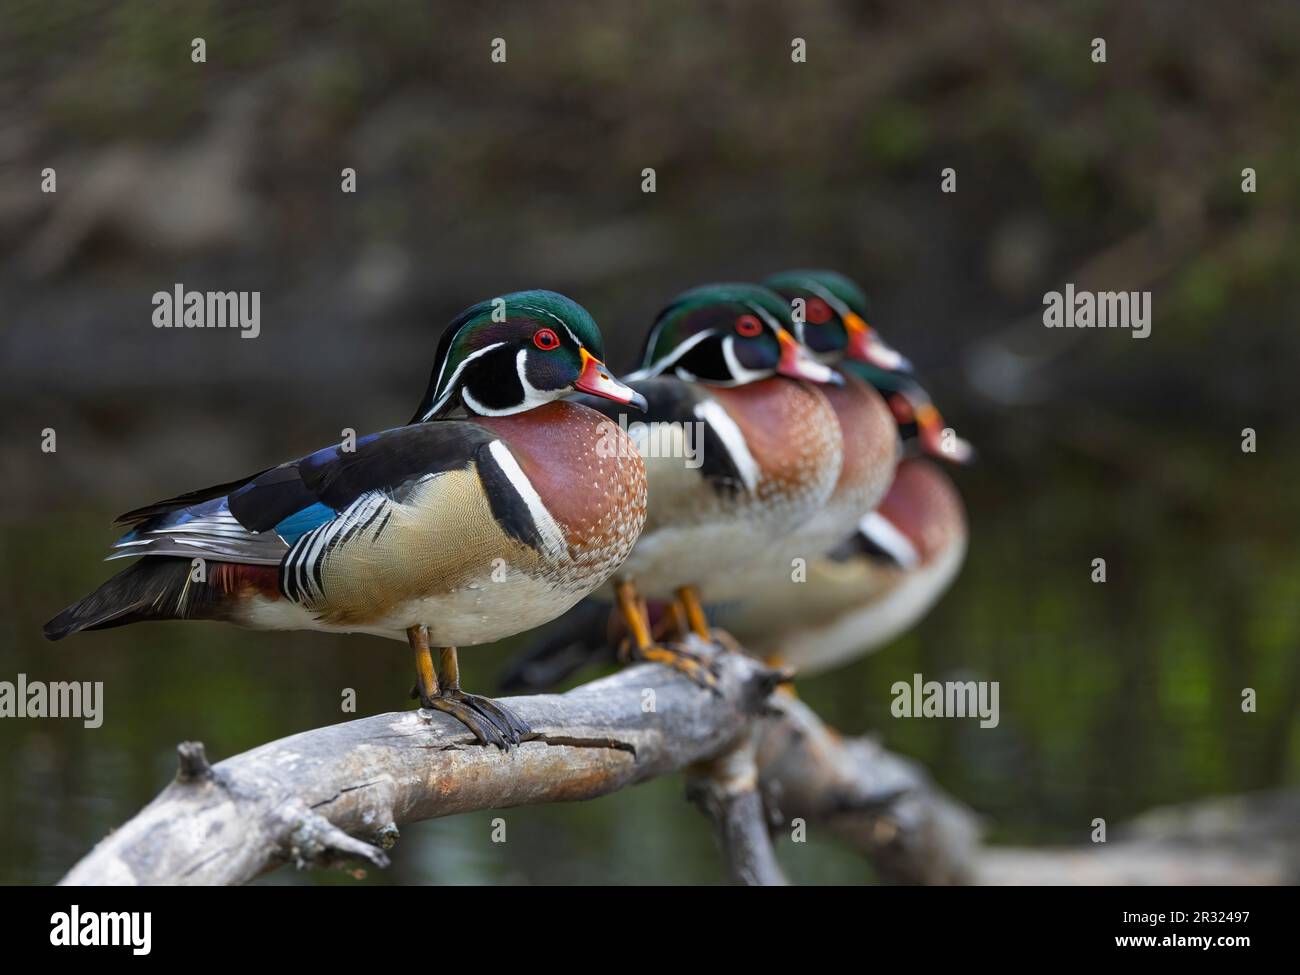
[735,315,763,337]
[806,298,833,324]
[533,328,560,351]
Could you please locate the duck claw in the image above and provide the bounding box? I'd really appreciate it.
[462,691,532,742]
[705,626,745,655]
[419,689,529,750]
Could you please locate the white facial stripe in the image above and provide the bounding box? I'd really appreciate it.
[694,399,759,492]
[447,347,565,418]
[423,341,508,420]
[517,303,584,348]
[460,386,500,416]
[428,322,479,410]
[721,335,768,385]
[639,328,717,378]
[486,440,567,561]
[858,511,920,569]
[462,381,550,417]
[747,302,785,332]
[638,315,674,371]
[805,281,853,319]
[514,348,558,409]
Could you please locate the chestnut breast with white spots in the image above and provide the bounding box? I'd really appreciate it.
[620,378,843,602]
[730,374,900,592]
[716,458,969,674]
[480,401,648,593]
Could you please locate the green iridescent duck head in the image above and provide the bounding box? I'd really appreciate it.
[631,283,840,387]
[412,290,645,421]
[763,269,911,373]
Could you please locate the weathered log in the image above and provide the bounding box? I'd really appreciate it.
[756,697,1298,886]
[687,729,788,886]
[756,695,981,884]
[61,652,785,885]
[61,639,1286,886]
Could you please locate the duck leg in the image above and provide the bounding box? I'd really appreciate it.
[615,578,718,694]
[408,625,531,749]
[651,599,687,643]
[674,584,742,653]
[762,652,799,699]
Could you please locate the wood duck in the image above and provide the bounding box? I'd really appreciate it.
[711,457,967,675]
[716,270,910,593]
[570,283,845,686]
[763,268,972,464]
[502,454,968,693]
[716,271,970,670]
[501,273,970,692]
[44,290,649,748]
[842,359,975,464]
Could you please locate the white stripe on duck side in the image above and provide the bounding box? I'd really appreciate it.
[858,511,920,569]
[484,439,567,562]
[277,438,567,608]
[693,398,760,492]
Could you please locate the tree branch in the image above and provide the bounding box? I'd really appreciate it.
[756,696,982,884]
[687,729,787,886]
[754,697,1298,885]
[61,652,785,885]
[61,641,1284,886]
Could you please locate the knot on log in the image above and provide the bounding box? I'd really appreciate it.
[676,635,793,716]
[175,741,213,783]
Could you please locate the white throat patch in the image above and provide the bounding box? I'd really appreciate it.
[462,349,558,417]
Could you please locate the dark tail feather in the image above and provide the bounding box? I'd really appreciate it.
[498,599,621,692]
[44,558,197,640]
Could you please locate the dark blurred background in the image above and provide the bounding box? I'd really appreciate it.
[1,1,1297,884]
